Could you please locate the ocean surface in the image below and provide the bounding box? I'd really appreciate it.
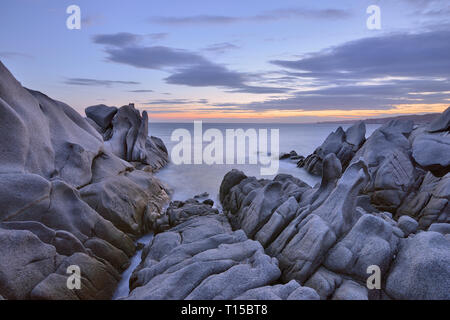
[151,122,381,206]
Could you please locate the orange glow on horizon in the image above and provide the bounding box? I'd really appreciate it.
[140,103,449,122]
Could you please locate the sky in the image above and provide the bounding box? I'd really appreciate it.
[0,0,449,122]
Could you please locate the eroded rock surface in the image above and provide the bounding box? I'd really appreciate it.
[85,103,168,172]
[125,200,318,300]
[220,109,450,299]
[299,122,366,175]
[0,61,169,300]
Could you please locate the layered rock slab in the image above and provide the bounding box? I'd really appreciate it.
[125,200,318,300]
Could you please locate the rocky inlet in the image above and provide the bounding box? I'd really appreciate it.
[0,60,449,300]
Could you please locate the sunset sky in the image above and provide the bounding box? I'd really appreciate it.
[1,0,449,122]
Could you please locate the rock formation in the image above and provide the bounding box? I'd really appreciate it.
[125,199,319,300]
[85,103,168,172]
[298,121,366,175]
[1,58,448,300]
[0,61,169,300]
[220,108,450,300]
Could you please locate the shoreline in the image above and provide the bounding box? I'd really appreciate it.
[0,60,449,300]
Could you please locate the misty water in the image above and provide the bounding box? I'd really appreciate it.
[113,122,380,299]
[152,122,381,205]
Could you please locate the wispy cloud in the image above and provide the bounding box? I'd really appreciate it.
[92,32,169,48]
[0,51,33,59]
[104,46,208,69]
[149,7,351,25]
[94,34,290,94]
[143,98,208,105]
[92,32,142,47]
[128,89,154,93]
[203,42,240,54]
[65,78,140,87]
[271,30,450,79]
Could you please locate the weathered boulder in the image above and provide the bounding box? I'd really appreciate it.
[411,107,450,176]
[332,280,368,300]
[397,215,418,236]
[235,280,319,300]
[85,104,118,130]
[396,172,449,229]
[0,228,57,300]
[351,120,417,212]
[86,103,169,172]
[299,122,366,175]
[385,231,450,300]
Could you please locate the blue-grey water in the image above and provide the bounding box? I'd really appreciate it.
[112,233,154,300]
[113,122,380,299]
[151,122,381,205]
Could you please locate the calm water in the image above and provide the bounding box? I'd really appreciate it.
[113,122,380,298]
[151,122,380,206]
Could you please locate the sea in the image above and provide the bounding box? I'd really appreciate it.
[151,122,381,205]
[113,121,381,299]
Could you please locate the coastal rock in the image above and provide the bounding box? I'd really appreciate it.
[94,104,169,172]
[396,172,449,228]
[235,280,319,300]
[397,215,418,236]
[324,214,398,281]
[304,267,342,300]
[126,200,302,300]
[80,169,169,236]
[332,280,368,300]
[280,150,302,161]
[0,61,169,300]
[351,120,416,212]
[219,108,450,300]
[411,107,450,176]
[0,228,57,300]
[412,132,450,176]
[427,106,450,133]
[428,223,450,235]
[299,122,366,175]
[385,231,450,300]
[85,104,118,130]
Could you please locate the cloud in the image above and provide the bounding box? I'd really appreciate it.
[65,78,140,87]
[238,29,450,111]
[92,33,142,47]
[149,7,351,25]
[93,32,169,48]
[165,64,290,93]
[203,42,240,53]
[128,89,154,93]
[147,32,169,41]
[0,51,33,59]
[81,14,104,27]
[271,30,450,79]
[143,98,208,105]
[104,46,208,69]
[94,35,289,94]
[164,64,244,87]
